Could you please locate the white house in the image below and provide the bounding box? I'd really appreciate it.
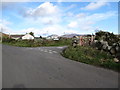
[22,33,34,40]
[10,35,24,40]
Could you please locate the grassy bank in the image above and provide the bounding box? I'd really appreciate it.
[2,38,72,47]
[61,46,119,72]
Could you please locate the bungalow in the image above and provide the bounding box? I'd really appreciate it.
[22,33,34,40]
[11,33,34,40]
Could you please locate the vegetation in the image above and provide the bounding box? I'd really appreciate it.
[95,30,120,46]
[93,30,120,60]
[2,37,72,47]
[2,31,120,71]
[62,46,119,72]
[29,32,34,37]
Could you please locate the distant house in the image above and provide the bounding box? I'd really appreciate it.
[10,35,24,40]
[0,32,10,38]
[11,33,34,40]
[0,32,10,42]
[22,33,34,40]
[46,34,59,40]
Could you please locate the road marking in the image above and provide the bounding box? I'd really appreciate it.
[44,50,48,52]
[49,50,52,52]
[49,52,53,54]
[52,51,58,53]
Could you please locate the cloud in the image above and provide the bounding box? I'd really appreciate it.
[81,1,108,10]
[76,13,86,18]
[21,2,62,26]
[85,11,117,21]
[23,2,59,17]
[65,4,76,11]
[0,24,12,33]
[7,24,79,36]
[68,21,78,28]
[3,10,116,36]
[1,2,117,36]
[67,11,117,34]
[0,19,13,33]
[0,19,13,26]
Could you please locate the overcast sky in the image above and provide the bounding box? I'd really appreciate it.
[0,1,118,36]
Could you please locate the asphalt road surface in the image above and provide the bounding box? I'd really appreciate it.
[2,45,118,88]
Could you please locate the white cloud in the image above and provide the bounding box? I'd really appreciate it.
[85,11,117,21]
[24,2,59,17]
[19,11,116,36]
[10,24,79,36]
[68,21,78,28]
[65,4,76,11]
[67,11,117,34]
[0,24,13,34]
[67,12,74,17]
[81,1,108,10]
[1,2,117,36]
[21,2,62,26]
[0,19,13,33]
[0,19,12,26]
[76,13,86,18]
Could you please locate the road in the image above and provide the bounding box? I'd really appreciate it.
[2,45,118,88]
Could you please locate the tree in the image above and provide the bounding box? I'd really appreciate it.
[29,32,34,37]
[40,36,42,39]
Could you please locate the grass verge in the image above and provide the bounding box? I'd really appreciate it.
[61,46,119,72]
[2,38,72,47]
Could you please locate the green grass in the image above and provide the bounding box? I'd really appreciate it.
[61,46,119,72]
[2,38,72,47]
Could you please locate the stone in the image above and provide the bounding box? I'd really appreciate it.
[113,58,119,63]
[108,46,112,50]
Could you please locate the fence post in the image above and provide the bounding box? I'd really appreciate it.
[79,36,82,46]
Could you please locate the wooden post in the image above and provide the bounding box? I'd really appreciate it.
[79,36,82,46]
[91,35,94,45]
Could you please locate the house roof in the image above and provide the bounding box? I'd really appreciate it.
[0,32,9,37]
[10,35,24,38]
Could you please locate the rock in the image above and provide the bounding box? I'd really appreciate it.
[114,58,119,63]
[110,47,116,55]
[116,53,120,60]
[94,40,98,43]
[116,46,120,52]
[108,46,112,50]
[102,44,108,50]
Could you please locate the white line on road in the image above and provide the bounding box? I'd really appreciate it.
[49,52,53,54]
[49,50,52,52]
[44,50,48,52]
[52,51,58,53]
